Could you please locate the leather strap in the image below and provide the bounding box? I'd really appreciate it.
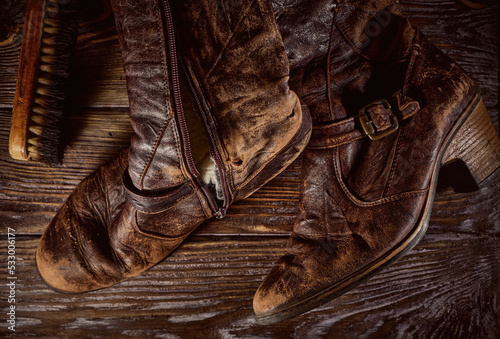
[396,92,420,120]
[308,93,420,149]
[308,28,422,149]
[123,170,193,213]
[308,118,364,149]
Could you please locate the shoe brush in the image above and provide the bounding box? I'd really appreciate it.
[9,0,78,164]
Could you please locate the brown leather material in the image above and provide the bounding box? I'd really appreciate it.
[171,0,308,202]
[123,176,193,214]
[36,0,311,293]
[254,3,479,323]
[396,92,421,119]
[308,92,421,149]
[275,0,415,123]
[115,0,186,193]
[36,152,129,293]
[308,117,364,149]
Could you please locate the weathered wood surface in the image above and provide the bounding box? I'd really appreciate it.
[0,0,499,338]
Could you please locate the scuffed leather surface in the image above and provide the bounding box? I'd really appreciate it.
[36,151,209,293]
[37,0,209,293]
[37,152,129,292]
[113,0,186,192]
[254,3,477,318]
[274,0,412,123]
[36,0,311,293]
[171,0,309,201]
[254,148,427,314]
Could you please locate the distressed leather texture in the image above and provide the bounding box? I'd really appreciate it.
[171,0,309,201]
[37,152,129,293]
[36,0,311,293]
[254,1,477,321]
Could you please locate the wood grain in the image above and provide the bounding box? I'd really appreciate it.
[0,0,498,338]
[0,233,498,338]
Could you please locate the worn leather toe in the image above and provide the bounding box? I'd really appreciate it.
[36,152,128,293]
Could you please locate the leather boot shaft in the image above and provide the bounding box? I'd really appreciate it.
[172,0,306,202]
[275,0,415,123]
[112,0,188,192]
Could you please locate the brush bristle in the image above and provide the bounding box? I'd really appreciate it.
[24,0,78,164]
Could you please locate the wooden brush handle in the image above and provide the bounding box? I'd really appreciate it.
[10,0,45,161]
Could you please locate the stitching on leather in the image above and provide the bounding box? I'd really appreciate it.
[379,131,400,199]
[130,185,187,202]
[308,117,360,148]
[179,54,228,192]
[333,147,428,207]
[176,0,264,195]
[334,2,406,63]
[139,116,174,189]
[131,209,185,241]
[134,191,194,214]
[313,117,355,129]
[179,51,235,205]
[138,7,175,190]
[401,31,422,99]
[178,55,232,202]
[171,98,190,183]
[367,31,421,197]
[194,71,234,197]
[308,134,365,149]
[383,125,404,197]
[326,2,340,120]
[335,16,372,61]
[189,181,213,218]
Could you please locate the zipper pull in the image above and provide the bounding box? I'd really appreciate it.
[214,207,227,219]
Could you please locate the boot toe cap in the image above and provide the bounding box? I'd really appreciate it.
[253,260,308,323]
[253,284,289,318]
[36,242,98,294]
[36,218,114,293]
[36,201,123,293]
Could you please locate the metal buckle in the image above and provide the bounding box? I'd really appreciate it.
[358,99,399,140]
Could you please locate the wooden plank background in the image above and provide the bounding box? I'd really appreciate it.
[0,0,499,338]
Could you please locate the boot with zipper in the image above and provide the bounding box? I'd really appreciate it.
[36,0,311,293]
[253,0,500,324]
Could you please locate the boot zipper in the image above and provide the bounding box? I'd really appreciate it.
[162,0,229,219]
[180,60,230,219]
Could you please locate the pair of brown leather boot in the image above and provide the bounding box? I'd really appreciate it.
[36,0,500,324]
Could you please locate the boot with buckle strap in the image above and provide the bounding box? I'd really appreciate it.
[253,0,500,324]
[36,0,311,293]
